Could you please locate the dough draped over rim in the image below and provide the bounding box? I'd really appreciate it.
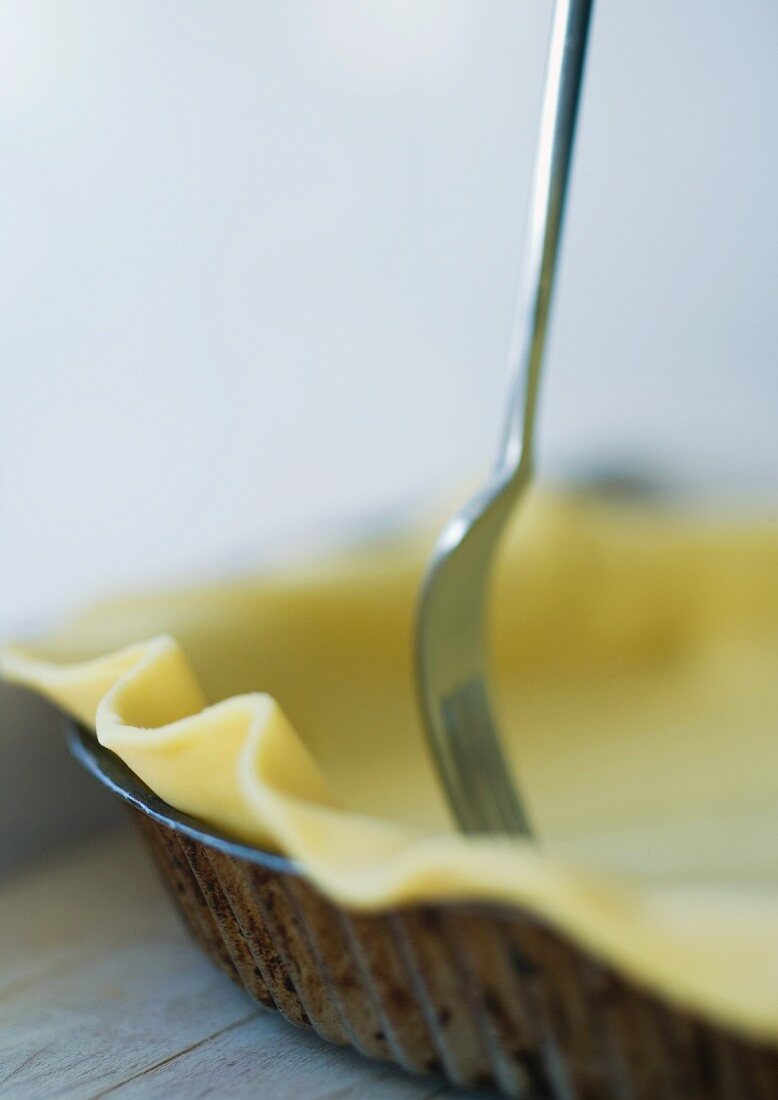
[4,490,778,1040]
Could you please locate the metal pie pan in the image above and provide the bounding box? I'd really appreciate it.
[67,722,778,1098]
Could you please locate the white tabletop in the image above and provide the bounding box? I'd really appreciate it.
[0,826,478,1099]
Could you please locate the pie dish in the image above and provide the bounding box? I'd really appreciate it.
[4,489,778,1096]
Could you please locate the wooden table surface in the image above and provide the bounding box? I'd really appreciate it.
[0,828,479,1099]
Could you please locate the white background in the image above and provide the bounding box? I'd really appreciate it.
[1,0,776,636]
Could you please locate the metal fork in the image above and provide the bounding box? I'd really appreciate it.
[415,0,594,836]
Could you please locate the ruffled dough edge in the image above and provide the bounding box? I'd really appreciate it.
[3,635,778,1043]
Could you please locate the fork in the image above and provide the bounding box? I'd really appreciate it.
[415,0,594,836]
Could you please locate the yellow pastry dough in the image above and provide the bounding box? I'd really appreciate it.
[3,490,778,1040]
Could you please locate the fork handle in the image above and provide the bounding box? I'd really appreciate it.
[499,0,594,477]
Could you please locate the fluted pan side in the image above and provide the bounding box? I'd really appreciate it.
[134,812,776,1098]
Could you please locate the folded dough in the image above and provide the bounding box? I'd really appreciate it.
[3,489,778,1040]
